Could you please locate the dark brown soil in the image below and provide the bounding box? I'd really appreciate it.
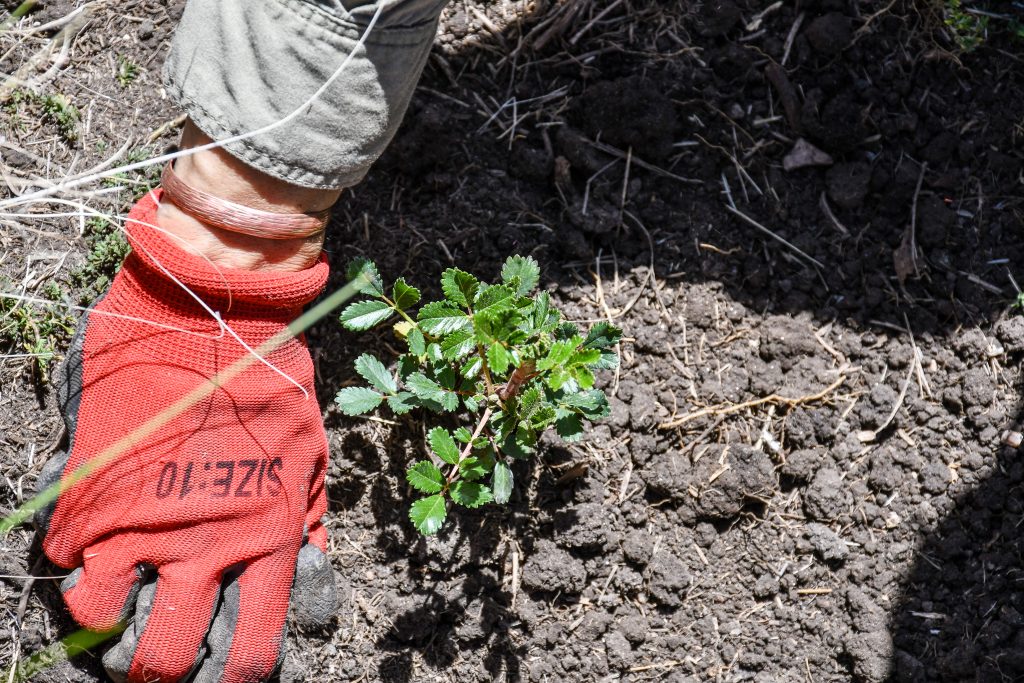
[3,0,1024,681]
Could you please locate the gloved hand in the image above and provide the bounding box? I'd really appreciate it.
[34,191,337,683]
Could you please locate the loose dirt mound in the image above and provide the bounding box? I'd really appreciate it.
[2,1,1024,681]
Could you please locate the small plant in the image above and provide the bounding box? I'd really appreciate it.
[0,277,74,382]
[335,256,621,535]
[1013,290,1024,312]
[944,0,988,52]
[115,55,140,88]
[39,93,80,143]
[4,90,80,142]
[70,216,130,305]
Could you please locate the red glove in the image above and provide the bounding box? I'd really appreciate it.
[41,191,332,682]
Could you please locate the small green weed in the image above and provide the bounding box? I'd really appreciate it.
[944,0,988,52]
[1013,290,1024,312]
[337,256,621,535]
[70,216,130,305]
[116,55,139,88]
[0,277,75,381]
[4,90,80,143]
[39,94,80,143]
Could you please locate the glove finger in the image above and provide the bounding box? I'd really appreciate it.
[33,449,70,538]
[220,551,297,683]
[291,543,337,629]
[60,538,144,631]
[188,570,242,683]
[102,572,156,683]
[127,561,221,682]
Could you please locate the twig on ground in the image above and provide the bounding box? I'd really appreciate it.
[723,203,825,269]
[569,0,624,45]
[583,136,701,185]
[819,192,849,236]
[908,161,927,278]
[902,312,933,400]
[659,376,847,429]
[146,114,187,143]
[781,12,806,66]
[859,353,917,442]
[615,210,656,319]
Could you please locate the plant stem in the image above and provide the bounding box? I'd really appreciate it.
[447,405,493,483]
[382,295,421,330]
[477,344,496,395]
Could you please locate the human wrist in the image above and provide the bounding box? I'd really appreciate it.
[155,120,341,273]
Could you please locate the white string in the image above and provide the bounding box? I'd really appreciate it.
[0,3,385,210]
[0,291,225,340]
[141,189,310,398]
[1,197,311,398]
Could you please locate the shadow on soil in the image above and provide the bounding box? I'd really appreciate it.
[313,0,1024,679]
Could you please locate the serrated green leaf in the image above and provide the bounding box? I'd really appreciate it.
[410,495,447,535]
[387,391,418,415]
[439,391,459,412]
[474,284,516,319]
[501,430,535,460]
[487,343,511,375]
[441,329,476,360]
[450,481,493,508]
[555,322,580,339]
[501,255,540,296]
[531,291,558,331]
[428,426,460,464]
[519,386,543,420]
[573,365,596,390]
[426,343,443,362]
[419,301,471,335]
[460,356,483,379]
[437,365,457,390]
[354,353,397,394]
[560,389,610,418]
[407,461,445,493]
[407,327,426,356]
[339,300,393,331]
[398,354,419,380]
[461,447,494,481]
[592,349,619,370]
[537,337,580,372]
[569,349,603,366]
[392,277,421,310]
[346,258,384,297]
[334,387,384,415]
[464,394,480,412]
[556,412,584,442]
[441,268,479,307]
[529,404,557,430]
[492,461,513,504]
[407,373,443,399]
[583,322,622,349]
[453,427,474,443]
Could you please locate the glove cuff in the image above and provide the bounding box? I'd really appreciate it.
[123,190,330,312]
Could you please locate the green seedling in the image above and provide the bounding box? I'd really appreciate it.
[0,277,74,381]
[116,55,140,88]
[70,216,130,305]
[4,90,79,142]
[944,0,988,52]
[336,255,621,535]
[39,93,80,143]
